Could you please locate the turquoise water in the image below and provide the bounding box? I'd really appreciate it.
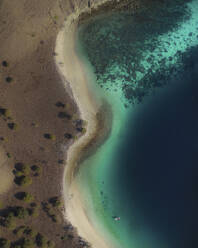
[75,1,198,247]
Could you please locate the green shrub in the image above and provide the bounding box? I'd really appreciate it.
[31,165,41,174]
[24,227,37,238]
[2,61,8,67]
[0,108,10,117]
[12,237,34,248]
[36,233,48,248]
[58,112,71,119]
[13,225,26,237]
[8,122,18,130]
[47,240,55,248]
[3,217,16,230]
[13,170,23,177]
[14,175,32,187]
[43,133,56,140]
[28,207,39,218]
[58,159,64,164]
[6,152,11,158]
[15,163,30,175]
[5,76,13,83]
[64,133,73,139]
[15,207,29,219]
[15,192,34,202]
[0,238,10,248]
[23,238,34,248]
[49,196,62,207]
[55,101,65,108]
[51,214,61,223]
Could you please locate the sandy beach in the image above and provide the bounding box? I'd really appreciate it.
[0,0,135,246]
[55,2,115,247]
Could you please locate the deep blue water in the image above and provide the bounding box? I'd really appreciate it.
[114,69,198,248]
[77,1,198,247]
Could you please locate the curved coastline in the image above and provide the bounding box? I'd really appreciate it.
[55,1,115,248]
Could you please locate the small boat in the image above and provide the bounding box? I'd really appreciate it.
[113,216,121,221]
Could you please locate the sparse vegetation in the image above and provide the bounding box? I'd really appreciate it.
[6,152,11,158]
[57,111,71,119]
[14,175,32,187]
[24,227,37,238]
[43,133,56,140]
[1,211,16,230]
[12,237,34,248]
[49,197,62,208]
[31,165,41,174]
[31,122,39,127]
[0,108,10,117]
[47,240,55,248]
[0,238,10,248]
[35,233,48,248]
[28,207,39,218]
[5,76,13,83]
[41,202,60,223]
[55,101,65,108]
[15,163,30,175]
[8,122,18,130]
[2,60,8,67]
[15,192,34,202]
[15,206,29,219]
[13,170,24,177]
[0,136,8,142]
[13,225,26,237]
[64,133,73,139]
[58,159,64,165]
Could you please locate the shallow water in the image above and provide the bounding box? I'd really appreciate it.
[76,1,198,247]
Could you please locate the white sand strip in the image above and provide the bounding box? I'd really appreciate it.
[55,1,115,248]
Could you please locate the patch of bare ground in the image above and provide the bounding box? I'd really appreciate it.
[0,0,93,247]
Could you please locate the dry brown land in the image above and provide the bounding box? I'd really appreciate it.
[0,0,89,247]
[0,0,139,247]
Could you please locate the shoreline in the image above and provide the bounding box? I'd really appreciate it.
[55,2,115,248]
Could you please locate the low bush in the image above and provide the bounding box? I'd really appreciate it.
[47,240,55,248]
[5,77,13,83]
[35,233,48,248]
[8,122,18,130]
[28,207,39,218]
[55,101,65,108]
[43,133,56,140]
[15,163,30,175]
[0,238,10,248]
[6,152,11,158]
[14,175,32,187]
[31,165,41,173]
[64,133,73,139]
[3,216,16,230]
[15,207,29,219]
[12,237,34,248]
[0,108,10,117]
[13,225,26,237]
[2,61,8,67]
[23,227,37,238]
[15,192,34,203]
[13,170,24,177]
[58,111,71,119]
[49,196,62,207]
[58,159,64,164]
